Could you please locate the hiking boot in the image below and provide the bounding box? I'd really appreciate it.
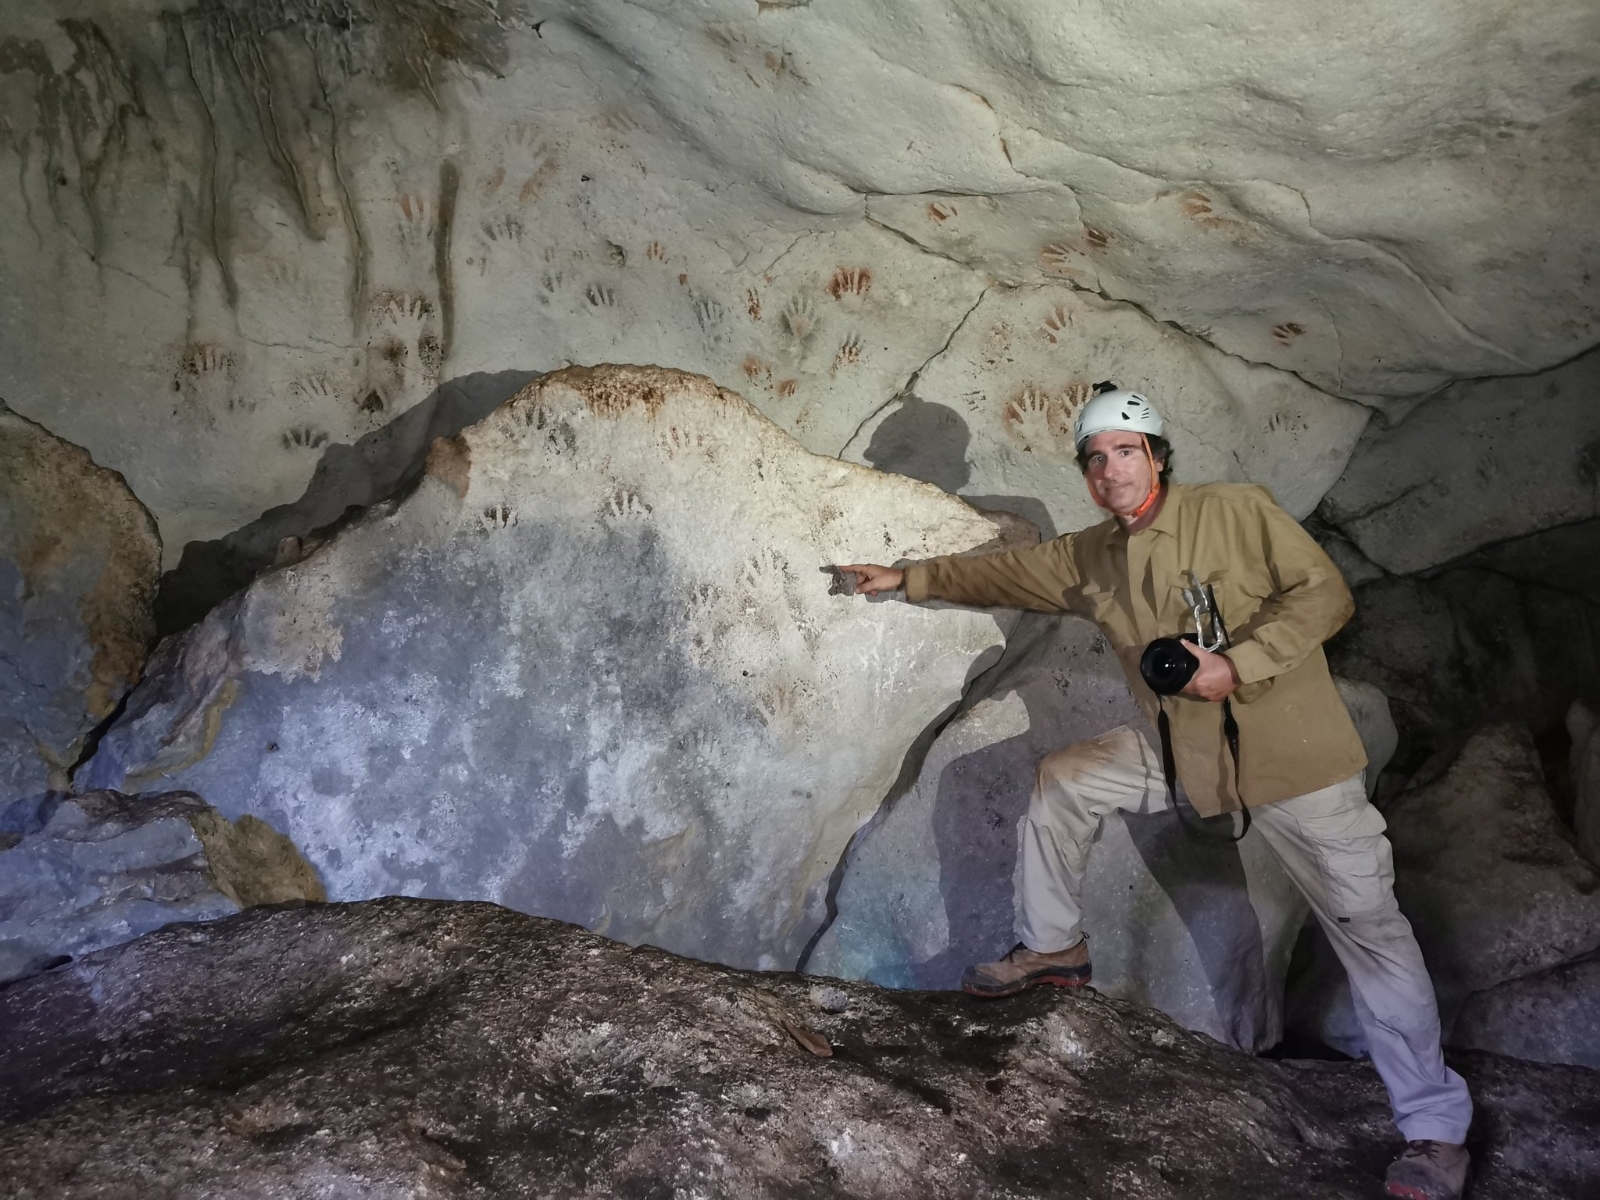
[961,939,1091,998]
[1384,1140,1469,1200]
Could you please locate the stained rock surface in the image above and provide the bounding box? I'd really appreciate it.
[81,366,1014,971]
[2,897,1598,1200]
[0,789,323,985]
[0,401,160,805]
[13,0,1594,562]
[1289,725,1600,1064]
[851,286,1365,536]
[811,600,1398,1053]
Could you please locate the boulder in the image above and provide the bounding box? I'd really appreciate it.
[1387,726,1600,1021]
[0,400,161,806]
[3,897,1597,1199]
[1327,556,1600,769]
[810,604,1398,1053]
[1570,699,1600,867]
[80,366,1014,971]
[1452,949,1600,1070]
[0,789,323,985]
[1320,347,1600,575]
[1288,725,1600,1064]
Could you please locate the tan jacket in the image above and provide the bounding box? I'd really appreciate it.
[903,483,1366,815]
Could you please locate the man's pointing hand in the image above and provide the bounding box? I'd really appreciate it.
[836,564,904,596]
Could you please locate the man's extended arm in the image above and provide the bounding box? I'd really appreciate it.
[1224,487,1356,686]
[839,536,1084,612]
[903,536,1084,613]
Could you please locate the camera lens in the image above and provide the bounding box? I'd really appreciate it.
[1139,636,1199,696]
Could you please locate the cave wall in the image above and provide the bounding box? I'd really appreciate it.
[8,0,1596,582]
[3,0,1599,1041]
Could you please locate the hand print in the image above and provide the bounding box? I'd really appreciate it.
[1041,305,1071,345]
[282,425,329,451]
[781,294,818,342]
[831,332,863,374]
[826,267,872,300]
[479,502,517,532]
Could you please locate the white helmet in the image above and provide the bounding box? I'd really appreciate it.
[1072,383,1163,450]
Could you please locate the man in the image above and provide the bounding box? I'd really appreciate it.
[839,385,1472,1200]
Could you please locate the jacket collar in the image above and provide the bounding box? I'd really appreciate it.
[1110,483,1184,541]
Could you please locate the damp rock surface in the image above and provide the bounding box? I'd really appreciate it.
[0,401,161,806]
[0,789,323,985]
[80,366,1013,971]
[1,897,1597,1200]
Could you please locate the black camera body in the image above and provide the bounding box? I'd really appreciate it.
[1139,634,1201,696]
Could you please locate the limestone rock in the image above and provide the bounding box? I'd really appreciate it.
[1328,547,1600,758]
[855,286,1368,536]
[1570,699,1600,867]
[1386,726,1600,1022]
[80,366,1013,971]
[1320,347,1600,574]
[0,401,161,805]
[1289,725,1600,1063]
[3,897,1597,1199]
[1452,949,1600,1070]
[809,603,1398,1052]
[0,789,322,985]
[6,1,1586,566]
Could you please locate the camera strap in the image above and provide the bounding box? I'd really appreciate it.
[1156,698,1251,843]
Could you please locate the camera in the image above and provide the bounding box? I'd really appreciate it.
[1139,634,1200,696]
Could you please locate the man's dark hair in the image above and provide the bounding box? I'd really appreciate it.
[1076,434,1174,484]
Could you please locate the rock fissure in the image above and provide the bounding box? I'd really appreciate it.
[837,284,991,460]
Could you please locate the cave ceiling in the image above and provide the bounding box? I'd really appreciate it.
[1,0,1597,564]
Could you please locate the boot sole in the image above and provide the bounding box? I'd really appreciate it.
[961,964,1092,998]
[1384,1186,1451,1200]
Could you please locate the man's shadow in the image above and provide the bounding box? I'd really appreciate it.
[863,398,1270,1050]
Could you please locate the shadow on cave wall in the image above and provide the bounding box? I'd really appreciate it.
[155,370,539,635]
[863,396,1058,538]
[858,396,1268,1045]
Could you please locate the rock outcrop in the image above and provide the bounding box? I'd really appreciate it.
[1452,949,1600,1071]
[1387,726,1600,1022]
[810,601,1399,1052]
[0,401,161,806]
[1320,347,1600,575]
[80,366,1015,971]
[3,897,1597,1199]
[1288,725,1600,1065]
[1325,523,1600,770]
[0,789,323,985]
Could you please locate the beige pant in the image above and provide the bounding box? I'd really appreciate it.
[1019,725,1472,1143]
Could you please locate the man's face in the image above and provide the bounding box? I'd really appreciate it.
[1082,430,1162,515]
